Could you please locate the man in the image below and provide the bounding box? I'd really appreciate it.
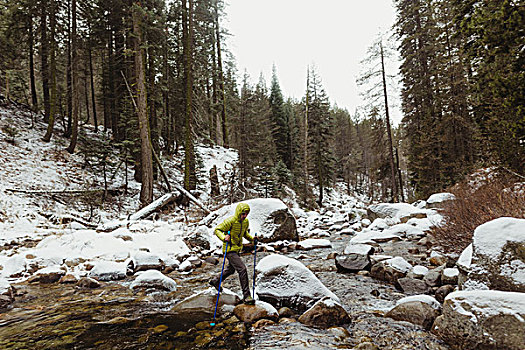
[209,202,256,305]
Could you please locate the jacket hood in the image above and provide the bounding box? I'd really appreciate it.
[235,203,250,220]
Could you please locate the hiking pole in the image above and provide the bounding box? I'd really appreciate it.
[211,239,229,327]
[252,233,257,300]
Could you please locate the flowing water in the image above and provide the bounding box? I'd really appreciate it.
[0,235,448,349]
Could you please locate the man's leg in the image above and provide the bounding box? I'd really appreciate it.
[209,253,236,290]
[226,252,251,299]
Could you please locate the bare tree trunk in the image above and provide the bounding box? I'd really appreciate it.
[183,0,196,190]
[28,16,38,111]
[380,41,398,202]
[64,0,72,137]
[88,32,97,131]
[66,0,79,153]
[214,0,227,147]
[43,0,57,142]
[40,1,50,123]
[303,66,310,206]
[133,2,153,207]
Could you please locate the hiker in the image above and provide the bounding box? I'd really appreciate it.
[209,202,257,305]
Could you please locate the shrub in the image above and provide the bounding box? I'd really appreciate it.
[432,169,525,254]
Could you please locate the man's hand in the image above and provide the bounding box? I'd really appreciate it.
[224,234,231,242]
[253,236,258,245]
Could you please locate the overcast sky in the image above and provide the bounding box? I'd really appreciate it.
[224,0,402,124]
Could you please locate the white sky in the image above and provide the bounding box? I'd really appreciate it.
[224,0,402,125]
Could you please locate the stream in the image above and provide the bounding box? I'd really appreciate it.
[0,234,448,349]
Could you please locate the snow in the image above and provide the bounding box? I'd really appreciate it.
[444,268,459,278]
[383,223,425,238]
[473,217,525,260]
[350,229,400,244]
[130,270,177,291]
[412,265,429,277]
[427,192,456,204]
[395,295,441,310]
[256,254,340,303]
[457,244,473,270]
[0,278,12,294]
[368,203,421,222]
[445,290,525,324]
[1,255,26,278]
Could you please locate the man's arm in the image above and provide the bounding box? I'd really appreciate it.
[215,218,232,241]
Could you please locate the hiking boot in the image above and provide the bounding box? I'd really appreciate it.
[243,296,255,305]
[209,279,222,292]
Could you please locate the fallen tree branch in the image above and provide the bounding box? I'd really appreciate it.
[6,188,104,195]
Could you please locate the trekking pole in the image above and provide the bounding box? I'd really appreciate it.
[252,233,257,300]
[211,239,229,327]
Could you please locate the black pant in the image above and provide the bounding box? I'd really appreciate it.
[214,251,250,299]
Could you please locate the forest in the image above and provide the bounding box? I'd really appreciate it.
[0,0,523,207]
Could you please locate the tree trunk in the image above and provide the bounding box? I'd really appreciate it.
[133,2,154,207]
[380,41,398,202]
[66,0,79,153]
[40,2,50,123]
[303,66,310,205]
[183,0,196,190]
[28,16,38,111]
[214,0,227,147]
[43,0,57,142]
[88,33,97,131]
[64,0,72,137]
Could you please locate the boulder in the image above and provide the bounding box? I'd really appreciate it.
[467,217,525,292]
[397,277,431,295]
[233,300,278,323]
[370,257,413,285]
[386,300,440,330]
[296,238,332,250]
[201,198,298,244]
[367,203,421,223]
[31,265,66,283]
[255,254,339,312]
[77,277,101,288]
[89,261,127,281]
[171,287,240,315]
[130,270,177,292]
[441,268,459,285]
[432,290,525,350]
[335,254,371,273]
[434,285,455,303]
[343,243,374,256]
[426,192,456,209]
[131,251,164,272]
[298,297,350,329]
[0,279,14,309]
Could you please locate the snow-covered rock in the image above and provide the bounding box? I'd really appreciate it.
[433,290,525,350]
[350,229,401,244]
[298,297,350,329]
[426,192,456,209]
[395,294,441,310]
[200,198,298,246]
[131,251,164,272]
[130,270,177,291]
[296,238,332,250]
[255,254,339,312]
[343,243,374,256]
[467,217,525,292]
[367,203,423,223]
[0,278,14,309]
[233,300,279,323]
[171,287,240,315]
[88,261,127,281]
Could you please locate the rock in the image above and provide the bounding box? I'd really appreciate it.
[131,251,164,272]
[370,257,412,285]
[424,267,444,287]
[278,307,295,318]
[233,300,278,323]
[328,326,350,340]
[434,285,455,303]
[355,342,380,350]
[255,254,339,312]
[386,301,441,330]
[171,287,240,315]
[32,266,66,283]
[409,265,429,279]
[367,203,421,223]
[252,319,276,329]
[59,274,78,284]
[467,217,525,292]
[296,238,332,250]
[335,254,371,273]
[0,279,14,309]
[426,192,455,209]
[204,257,219,265]
[432,290,525,350]
[298,297,350,329]
[441,268,459,285]
[343,243,374,256]
[397,277,431,295]
[178,259,193,272]
[130,270,177,291]
[77,277,101,288]
[185,226,211,250]
[201,198,298,243]
[429,251,448,266]
[325,252,337,259]
[89,261,127,281]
